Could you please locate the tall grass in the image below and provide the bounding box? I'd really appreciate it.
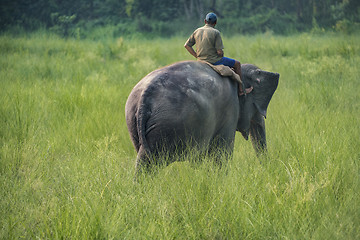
[0,32,359,239]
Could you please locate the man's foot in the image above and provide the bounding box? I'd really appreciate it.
[239,86,253,96]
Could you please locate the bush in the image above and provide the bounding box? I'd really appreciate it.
[334,19,360,34]
[50,13,77,37]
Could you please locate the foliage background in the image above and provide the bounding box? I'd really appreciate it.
[1,0,360,36]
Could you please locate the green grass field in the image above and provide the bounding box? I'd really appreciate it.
[0,32,359,239]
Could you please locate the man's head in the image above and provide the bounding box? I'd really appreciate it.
[205,12,217,25]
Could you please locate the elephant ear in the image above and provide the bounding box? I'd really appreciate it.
[252,71,279,118]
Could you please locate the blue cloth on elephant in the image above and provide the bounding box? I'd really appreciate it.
[214,57,236,68]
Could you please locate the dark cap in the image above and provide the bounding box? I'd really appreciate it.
[205,12,217,24]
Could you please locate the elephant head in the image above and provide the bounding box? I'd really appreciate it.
[237,64,279,152]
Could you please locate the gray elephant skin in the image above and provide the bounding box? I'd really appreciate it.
[125,60,279,174]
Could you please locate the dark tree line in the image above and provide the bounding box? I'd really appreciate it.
[1,0,359,35]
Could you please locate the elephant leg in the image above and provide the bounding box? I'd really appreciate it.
[208,136,234,167]
[134,144,171,180]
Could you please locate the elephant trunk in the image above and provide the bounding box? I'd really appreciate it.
[249,113,267,154]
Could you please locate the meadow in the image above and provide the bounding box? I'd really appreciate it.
[0,32,359,239]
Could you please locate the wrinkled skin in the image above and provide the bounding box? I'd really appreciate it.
[125,61,279,174]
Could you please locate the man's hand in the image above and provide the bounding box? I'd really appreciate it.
[184,44,197,58]
[217,49,224,57]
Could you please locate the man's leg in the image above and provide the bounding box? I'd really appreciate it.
[214,57,252,96]
[233,60,242,80]
[233,60,253,95]
[233,60,244,93]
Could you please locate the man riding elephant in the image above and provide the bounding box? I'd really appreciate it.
[184,12,253,96]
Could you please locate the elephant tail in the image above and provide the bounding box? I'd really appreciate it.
[136,92,152,155]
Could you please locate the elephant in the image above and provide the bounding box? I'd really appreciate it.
[125,60,279,174]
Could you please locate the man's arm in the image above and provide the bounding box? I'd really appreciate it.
[184,44,197,59]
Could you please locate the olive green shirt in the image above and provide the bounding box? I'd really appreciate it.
[185,24,224,64]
